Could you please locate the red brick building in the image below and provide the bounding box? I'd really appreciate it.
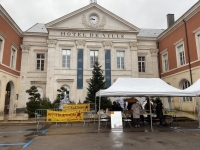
[0,5,23,120]
[158,1,200,111]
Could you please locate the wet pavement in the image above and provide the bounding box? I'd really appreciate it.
[0,111,200,150]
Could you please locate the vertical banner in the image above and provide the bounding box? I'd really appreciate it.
[77,49,83,89]
[105,50,111,87]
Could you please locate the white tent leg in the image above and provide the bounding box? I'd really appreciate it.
[197,95,200,128]
[98,96,101,130]
[149,96,153,131]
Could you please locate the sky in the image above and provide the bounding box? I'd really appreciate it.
[0,0,199,31]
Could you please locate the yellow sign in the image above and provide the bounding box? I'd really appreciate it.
[62,104,90,112]
[46,110,84,122]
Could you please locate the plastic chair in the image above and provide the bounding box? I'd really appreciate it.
[99,114,110,128]
[122,110,132,128]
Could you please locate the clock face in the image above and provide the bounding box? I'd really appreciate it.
[90,15,98,24]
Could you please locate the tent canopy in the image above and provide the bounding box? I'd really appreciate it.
[96,78,197,97]
[184,78,200,95]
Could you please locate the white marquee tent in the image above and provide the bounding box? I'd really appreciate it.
[95,78,200,130]
[96,78,197,97]
[184,78,200,95]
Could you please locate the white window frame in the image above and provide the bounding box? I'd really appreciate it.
[193,27,200,60]
[138,56,146,73]
[116,51,125,69]
[10,46,17,69]
[90,50,98,68]
[62,49,71,68]
[175,39,186,67]
[162,51,169,72]
[36,53,45,71]
[0,34,5,64]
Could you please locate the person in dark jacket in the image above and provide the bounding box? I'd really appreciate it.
[156,101,163,127]
[112,101,117,111]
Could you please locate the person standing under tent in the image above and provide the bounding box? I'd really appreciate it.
[112,101,117,111]
[156,101,163,127]
[116,102,123,111]
[131,101,141,127]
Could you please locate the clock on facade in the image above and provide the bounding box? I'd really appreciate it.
[89,15,99,24]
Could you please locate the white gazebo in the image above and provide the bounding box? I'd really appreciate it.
[96,78,200,130]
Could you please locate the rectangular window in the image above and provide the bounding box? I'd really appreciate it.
[36,54,45,71]
[0,39,2,61]
[138,56,145,72]
[198,34,200,59]
[163,53,168,72]
[194,28,200,60]
[62,49,71,68]
[90,50,98,68]
[10,48,16,69]
[177,45,185,66]
[117,51,124,69]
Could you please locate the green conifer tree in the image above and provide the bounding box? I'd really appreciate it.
[85,61,112,110]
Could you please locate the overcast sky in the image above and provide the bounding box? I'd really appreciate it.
[0,0,199,31]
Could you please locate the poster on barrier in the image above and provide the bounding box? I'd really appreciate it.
[62,104,90,112]
[46,110,84,122]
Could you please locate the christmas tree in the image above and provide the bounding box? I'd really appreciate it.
[85,61,112,110]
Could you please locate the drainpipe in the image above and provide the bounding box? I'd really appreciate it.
[183,19,193,84]
[157,41,161,78]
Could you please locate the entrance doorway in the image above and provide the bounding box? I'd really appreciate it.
[4,82,11,120]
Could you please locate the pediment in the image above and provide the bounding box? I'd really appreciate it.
[45,3,140,32]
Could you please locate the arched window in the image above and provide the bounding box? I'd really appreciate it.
[180,79,192,102]
[37,87,44,99]
[62,85,70,91]
[61,85,70,94]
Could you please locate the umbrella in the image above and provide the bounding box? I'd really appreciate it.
[114,97,124,108]
[124,98,138,103]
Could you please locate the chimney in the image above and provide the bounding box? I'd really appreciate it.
[167,14,174,28]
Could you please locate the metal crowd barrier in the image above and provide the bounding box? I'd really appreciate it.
[35,103,97,129]
[35,109,50,129]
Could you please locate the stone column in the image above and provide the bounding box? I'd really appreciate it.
[130,42,138,78]
[18,45,30,108]
[150,49,159,77]
[46,39,57,102]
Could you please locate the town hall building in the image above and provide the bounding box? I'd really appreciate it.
[1,1,200,120]
[18,2,163,109]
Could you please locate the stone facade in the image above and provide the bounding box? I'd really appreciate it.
[18,3,159,108]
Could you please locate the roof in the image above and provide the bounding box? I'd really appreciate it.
[96,78,196,97]
[137,28,164,38]
[45,3,140,32]
[26,23,48,33]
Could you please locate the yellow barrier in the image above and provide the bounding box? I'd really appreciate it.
[46,110,84,122]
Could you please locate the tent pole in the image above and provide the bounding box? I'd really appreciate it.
[98,96,101,130]
[149,96,153,131]
[197,94,200,128]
